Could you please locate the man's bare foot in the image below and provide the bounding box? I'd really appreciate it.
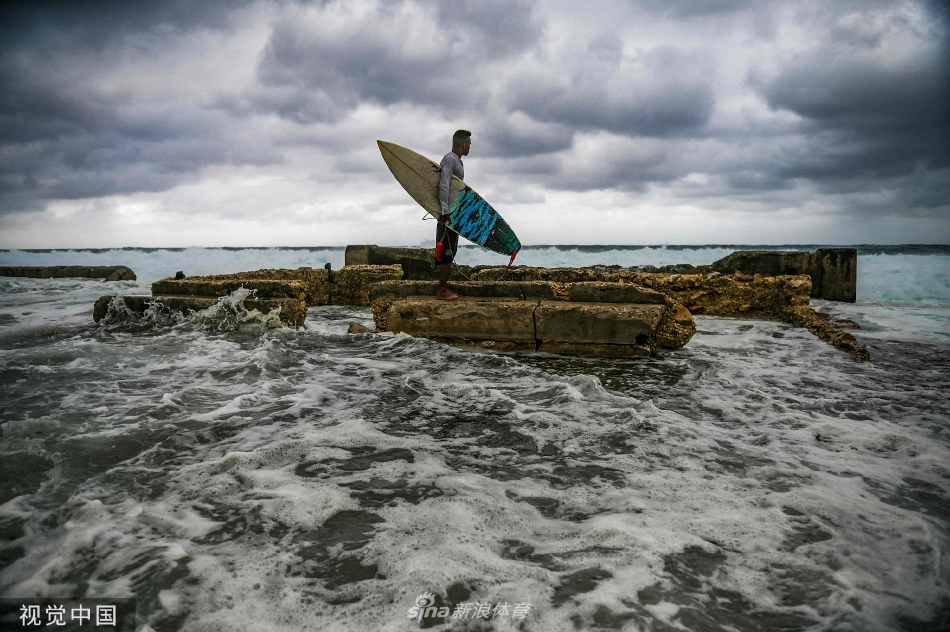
[437,290,462,301]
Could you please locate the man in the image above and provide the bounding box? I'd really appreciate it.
[436,129,471,300]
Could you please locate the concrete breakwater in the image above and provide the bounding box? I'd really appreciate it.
[1,265,136,281]
[345,246,865,358]
[369,281,695,357]
[90,249,867,359]
[345,245,857,302]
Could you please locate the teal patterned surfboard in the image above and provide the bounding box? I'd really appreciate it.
[378,141,522,258]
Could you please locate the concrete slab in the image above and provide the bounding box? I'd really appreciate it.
[369,280,568,302]
[153,267,329,305]
[383,297,537,342]
[150,278,308,300]
[569,282,667,304]
[535,301,665,346]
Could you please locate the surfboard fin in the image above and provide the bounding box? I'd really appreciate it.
[501,249,519,279]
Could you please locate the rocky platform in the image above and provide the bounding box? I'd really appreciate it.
[344,246,857,302]
[368,281,695,357]
[467,269,868,360]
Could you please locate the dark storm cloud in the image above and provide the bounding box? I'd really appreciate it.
[635,0,755,19]
[0,0,254,48]
[479,115,574,158]
[0,0,277,213]
[246,0,542,123]
[754,2,950,205]
[505,41,715,138]
[520,142,683,192]
[0,0,948,233]
[434,0,542,57]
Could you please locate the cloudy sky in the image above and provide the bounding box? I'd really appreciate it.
[1,0,948,248]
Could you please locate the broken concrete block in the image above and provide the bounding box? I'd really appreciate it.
[330,265,404,305]
[809,248,857,302]
[150,278,308,301]
[153,267,329,305]
[382,297,537,342]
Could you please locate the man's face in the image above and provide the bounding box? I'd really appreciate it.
[459,138,471,156]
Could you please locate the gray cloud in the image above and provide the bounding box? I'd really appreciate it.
[757,3,949,200]
[0,0,279,212]
[635,0,756,19]
[0,0,947,239]
[479,113,574,158]
[505,41,716,137]
[0,0,255,49]
[246,0,542,123]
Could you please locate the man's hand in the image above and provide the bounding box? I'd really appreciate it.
[437,213,448,224]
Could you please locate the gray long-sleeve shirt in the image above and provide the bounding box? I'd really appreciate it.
[438,151,464,216]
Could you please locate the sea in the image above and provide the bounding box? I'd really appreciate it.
[1,245,948,632]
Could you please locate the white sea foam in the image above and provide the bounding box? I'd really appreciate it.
[1,248,948,630]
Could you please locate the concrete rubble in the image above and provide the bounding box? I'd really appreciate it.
[89,247,869,360]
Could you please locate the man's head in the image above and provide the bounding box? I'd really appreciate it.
[452,129,471,156]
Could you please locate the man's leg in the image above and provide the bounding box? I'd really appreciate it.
[436,221,461,300]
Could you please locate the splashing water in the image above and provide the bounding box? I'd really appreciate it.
[1,247,948,631]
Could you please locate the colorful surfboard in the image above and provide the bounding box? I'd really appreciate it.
[377,141,521,258]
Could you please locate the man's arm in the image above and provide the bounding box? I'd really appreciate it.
[438,155,453,220]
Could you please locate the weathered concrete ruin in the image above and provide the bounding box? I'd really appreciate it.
[369,281,695,357]
[342,245,865,359]
[2,265,136,281]
[467,267,868,360]
[706,249,856,302]
[91,247,868,360]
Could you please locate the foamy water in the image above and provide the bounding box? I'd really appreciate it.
[1,247,948,631]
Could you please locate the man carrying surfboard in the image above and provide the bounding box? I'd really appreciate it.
[435,130,471,300]
[377,137,521,280]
